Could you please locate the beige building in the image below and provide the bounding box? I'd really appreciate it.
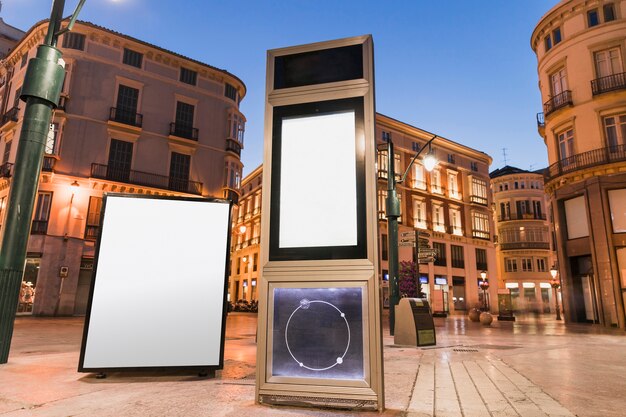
[532,0,626,328]
[228,115,498,315]
[229,164,261,303]
[490,166,558,313]
[0,19,246,316]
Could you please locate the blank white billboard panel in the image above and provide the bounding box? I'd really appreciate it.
[79,195,230,371]
[279,111,357,248]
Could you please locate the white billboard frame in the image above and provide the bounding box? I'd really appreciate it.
[78,193,231,374]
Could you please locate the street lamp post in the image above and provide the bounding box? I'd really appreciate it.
[550,265,562,321]
[0,0,86,364]
[479,270,489,311]
[382,135,437,335]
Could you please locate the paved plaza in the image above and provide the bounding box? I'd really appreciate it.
[0,313,625,416]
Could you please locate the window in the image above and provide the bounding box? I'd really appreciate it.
[394,153,401,180]
[603,114,626,149]
[180,67,197,85]
[0,196,5,227]
[123,48,143,68]
[412,142,419,151]
[228,111,245,145]
[448,171,459,199]
[604,3,616,22]
[381,234,388,261]
[505,258,518,273]
[553,27,562,45]
[433,242,446,266]
[115,85,139,125]
[85,196,102,241]
[32,192,52,235]
[521,258,533,272]
[447,154,455,164]
[551,67,568,96]
[46,123,60,155]
[533,200,543,219]
[382,131,391,143]
[107,139,133,182]
[536,258,547,272]
[412,163,426,189]
[595,47,622,79]
[499,202,511,220]
[377,149,389,179]
[470,177,488,205]
[175,101,195,132]
[450,206,462,236]
[475,248,487,271]
[62,33,85,50]
[413,198,427,229]
[253,253,258,272]
[451,245,464,268]
[225,83,238,101]
[224,161,241,190]
[169,152,191,192]
[3,140,11,164]
[431,169,442,194]
[608,189,626,232]
[545,35,553,52]
[588,9,600,27]
[13,87,21,108]
[397,192,403,224]
[432,202,445,232]
[377,189,387,220]
[237,257,241,275]
[470,161,478,172]
[20,53,28,69]
[471,210,490,240]
[558,129,575,161]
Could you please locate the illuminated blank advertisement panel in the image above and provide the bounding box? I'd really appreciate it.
[270,97,366,261]
[78,194,231,372]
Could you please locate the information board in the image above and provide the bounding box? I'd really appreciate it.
[78,194,231,372]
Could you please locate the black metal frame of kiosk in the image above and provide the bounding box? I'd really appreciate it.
[256,36,384,411]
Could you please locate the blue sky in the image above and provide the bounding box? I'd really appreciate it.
[3,0,557,176]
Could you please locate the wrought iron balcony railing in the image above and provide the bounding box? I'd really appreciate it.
[0,162,13,178]
[109,107,143,128]
[543,90,572,117]
[90,163,202,195]
[547,144,626,181]
[591,72,626,96]
[170,122,198,141]
[226,138,242,156]
[42,155,56,172]
[500,242,551,250]
[1,106,19,127]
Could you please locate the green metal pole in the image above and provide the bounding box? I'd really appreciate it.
[0,0,67,364]
[385,141,400,336]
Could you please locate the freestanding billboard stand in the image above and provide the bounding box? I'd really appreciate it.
[256,35,384,411]
[78,194,231,377]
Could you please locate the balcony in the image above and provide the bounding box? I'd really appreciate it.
[57,95,68,112]
[591,72,626,96]
[500,242,551,250]
[223,188,240,205]
[0,162,13,178]
[498,213,547,222]
[42,155,57,172]
[469,195,488,206]
[90,163,203,195]
[1,106,19,129]
[170,122,198,141]
[546,144,626,181]
[109,107,143,128]
[472,230,490,240]
[543,90,572,117]
[226,138,242,156]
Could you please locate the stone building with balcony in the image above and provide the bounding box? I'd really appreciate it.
[0,19,246,316]
[375,114,497,316]
[532,0,626,328]
[490,166,558,313]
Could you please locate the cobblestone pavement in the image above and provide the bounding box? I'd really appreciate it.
[0,313,624,416]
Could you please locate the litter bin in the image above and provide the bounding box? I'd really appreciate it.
[394,298,436,347]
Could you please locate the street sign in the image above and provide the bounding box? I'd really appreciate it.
[418,257,435,264]
[417,249,438,258]
[399,242,415,247]
[400,238,415,243]
[417,231,430,238]
[418,238,430,247]
[400,231,416,238]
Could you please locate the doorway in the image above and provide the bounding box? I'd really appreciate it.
[570,256,599,323]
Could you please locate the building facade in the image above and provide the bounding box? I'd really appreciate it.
[532,0,626,328]
[229,164,261,304]
[0,19,246,316]
[228,115,498,315]
[490,166,558,313]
